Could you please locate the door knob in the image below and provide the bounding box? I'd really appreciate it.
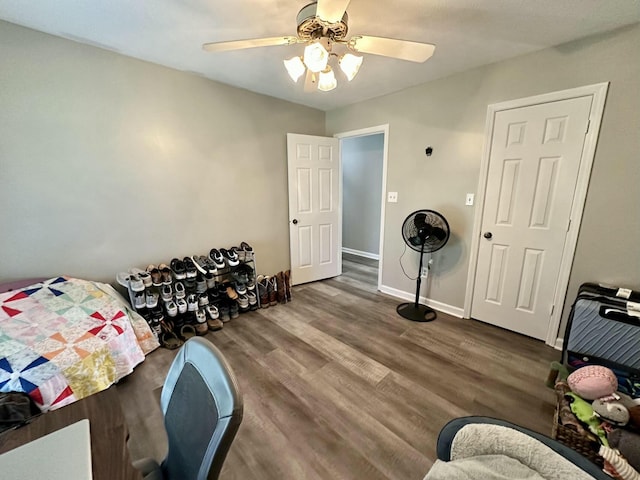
[292,219,298,225]
[483,232,492,239]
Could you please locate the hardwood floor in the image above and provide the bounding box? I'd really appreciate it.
[116,255,558,479]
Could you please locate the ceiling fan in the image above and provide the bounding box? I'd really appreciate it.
[202,0,435,92]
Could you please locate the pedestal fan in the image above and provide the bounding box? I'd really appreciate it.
[397,209,450,322]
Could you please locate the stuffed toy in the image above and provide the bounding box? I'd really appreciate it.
[593,398,630,427]
[568,365,618,400]
[609,429,640,472]
[566,391,609,446]
[600,445,640,480]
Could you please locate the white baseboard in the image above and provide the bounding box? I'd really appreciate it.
[379,285,464,318]
[554,337,564,351]
[342,247,380,260]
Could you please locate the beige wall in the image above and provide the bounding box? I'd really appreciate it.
[0,21,325,282]
[326,24,640,337]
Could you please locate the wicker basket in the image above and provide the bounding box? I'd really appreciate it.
[552,406,604,468]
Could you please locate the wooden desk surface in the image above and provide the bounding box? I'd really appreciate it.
[0,387,142,480]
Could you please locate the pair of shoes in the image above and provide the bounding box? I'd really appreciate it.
[209,249,226,269]
[146,265,163,287]
[231,263,254,284]
[161,284,173,302]
[219,302,231,322]
[220,248,240,267]
[237,294,249,312]
[192,255,218,275]
[238,241,254,261]
[186,293,198,312]
[174,281,186,299]
[117,272,145,292]
[176,297,187,314]
[129,268,152,288]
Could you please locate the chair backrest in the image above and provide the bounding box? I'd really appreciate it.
[159,337,243,480]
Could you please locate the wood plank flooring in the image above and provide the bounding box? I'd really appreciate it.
[116,254,558,479]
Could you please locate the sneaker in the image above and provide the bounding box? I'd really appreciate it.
[147,265,163,287]
[187,293,198,312]
[199,255,218,275]
[237,293,249,310]
[206,304,219,319]
[183,257,198,279]
[191,255,209,275]
[220,248,239,267]
[235,282,247,295]
[195,309,208,335]
[145,290,159,309]
[196,275,207,294]
[170,258,186,280]
[240,241,254,261]
[133,291,146,309]
[219,302,231,323]
[130,268,153,288]
[165,300,178,318]
[229,302,239,319]
[174,281,186,299]
[209,248,226,269]
[161,284,173,302]
[198,293,209,307]
[247,291,258,311]
[176,297,188,314]
[205,272,216,290]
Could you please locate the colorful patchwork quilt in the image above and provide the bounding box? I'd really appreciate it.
[0,277,159,411]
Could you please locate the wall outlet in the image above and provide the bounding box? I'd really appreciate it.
[387,191,398,203]
[465,193,475,206]
[420,266,429,278]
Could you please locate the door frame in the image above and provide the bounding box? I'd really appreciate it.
[463,83,609,347]
[334,124,390,291]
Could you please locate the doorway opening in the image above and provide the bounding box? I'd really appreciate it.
[335,125,389,290]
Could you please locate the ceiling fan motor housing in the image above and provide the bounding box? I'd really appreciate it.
[297,2,349,41]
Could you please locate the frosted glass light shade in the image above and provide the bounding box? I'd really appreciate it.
[303,42,329,73]
[318,67,337,91]
[339,53,363,81]
[283,56,305,82]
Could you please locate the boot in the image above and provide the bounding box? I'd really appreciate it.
[276,271,286,303]
[284,270,292,302]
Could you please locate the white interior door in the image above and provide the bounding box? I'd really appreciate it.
[287,133,341,286]
[471,96,592,340]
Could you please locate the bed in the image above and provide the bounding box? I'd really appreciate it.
[0,276,158,412]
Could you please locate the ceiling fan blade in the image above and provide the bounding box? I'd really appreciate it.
[304,70,317,93]
[349,35,435,63]
[316,0,351,23]
[202,36,298,52]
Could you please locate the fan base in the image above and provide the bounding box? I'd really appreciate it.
[397,303,437,322]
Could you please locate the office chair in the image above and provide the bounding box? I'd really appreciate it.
[134,337,243,480]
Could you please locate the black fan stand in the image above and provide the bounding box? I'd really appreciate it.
[396,241,437,322]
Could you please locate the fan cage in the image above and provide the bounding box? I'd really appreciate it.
[401,209,450,253]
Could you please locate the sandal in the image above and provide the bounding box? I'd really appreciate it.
[159,321,182,350]
[179,323,197,340]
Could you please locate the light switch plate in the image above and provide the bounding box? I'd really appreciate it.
[387,192,398,203]
[465,193,474,206]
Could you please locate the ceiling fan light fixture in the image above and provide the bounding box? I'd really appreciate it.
[317,66,337,92]
[303,41,329,73]
[339,53,363,81]
[283,56,306,82]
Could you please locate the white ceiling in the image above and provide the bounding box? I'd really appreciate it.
[1,1,639,111]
